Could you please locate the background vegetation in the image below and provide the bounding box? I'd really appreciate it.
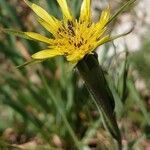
[0,0,149,149]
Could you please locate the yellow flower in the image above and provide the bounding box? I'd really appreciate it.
[3,0,132,64]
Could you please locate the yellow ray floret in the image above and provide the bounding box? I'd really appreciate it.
[80,0,91,22]
[5,0,132,65]
[32,49,63,59]
[98,6,110,28]
[3,29,52,44]
[57,0,73,20]
[24,0,60,35]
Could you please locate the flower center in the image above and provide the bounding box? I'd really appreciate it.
[53,20,98,62]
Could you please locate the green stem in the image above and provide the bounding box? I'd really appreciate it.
[76,54,122,149]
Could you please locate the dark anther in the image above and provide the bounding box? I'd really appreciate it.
[74,41,83,48]
[74,43,77,47]
[67,20,73,27]
[57,28,61,34]
[67,20,75,36]
[64,52,68,56]
[87,23,91,28]
[77,41,82,48]
[58,28,61,32]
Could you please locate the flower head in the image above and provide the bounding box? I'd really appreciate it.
[3,0,133,64]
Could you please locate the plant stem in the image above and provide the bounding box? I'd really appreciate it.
[77,54,122,148]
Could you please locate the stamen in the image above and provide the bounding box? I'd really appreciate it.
[67,20,75,36]
[77,41,82,48]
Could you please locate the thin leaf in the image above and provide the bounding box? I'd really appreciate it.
[16,59,42,69]
[107,0,137,25]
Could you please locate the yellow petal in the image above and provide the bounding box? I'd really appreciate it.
[38,18,56,35]
[80,0,91,22]
[3,29,52,44]
[66,52,85,63]
[25,32,53,44]
[96,35,110,47]
[57,0,73,20]
[97,6,110,29]
[96,28,133,47]
[32,49,62,60]
[24,0,60,34]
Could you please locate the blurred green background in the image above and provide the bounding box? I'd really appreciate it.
[0,0,149,149]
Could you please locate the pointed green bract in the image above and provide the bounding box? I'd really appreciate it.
[77,54,121,144]
[107,0,136,25]
[96,27,134,47]
[16,59,42,69]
